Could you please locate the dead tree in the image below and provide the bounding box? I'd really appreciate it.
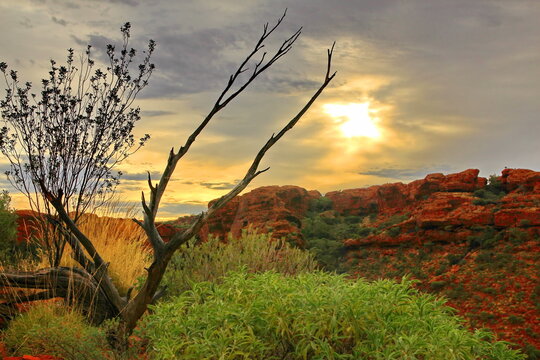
[0,11,335,346]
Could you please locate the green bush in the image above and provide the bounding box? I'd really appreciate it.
[467,226,502,249]
[473,175,507,205]
[387,226,401,238]
[142,270,524,360]
[3,302,112,359]
[308,196,333,213]
[161,229,316,297]
[0,190,19,264]
[302,211,373,271]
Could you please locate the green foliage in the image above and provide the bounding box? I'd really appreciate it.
[507,315,525,325]
[3,302,112,359]
[0,190,17,239]
[387,226,401,238]
[473,175,507,206]
[308,196,333,213]
[524,343,540,360]
[508,228,528,245]
[486,174,506,194]
[0,190,20,264]
[467,226,503,250]
[302,212,370,272]
[161,230,316,298]
[430,280,447,291]
[141,270,524,360]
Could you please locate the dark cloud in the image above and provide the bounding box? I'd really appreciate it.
[199,181,238,190]
[19,18,33,29]
[120,171,161,181]
[51,16,67,26]
[358,166,454,180]
[142,110,175,117]
[89,0,138,6]
[180,180,239,190]
[159,202,207,215]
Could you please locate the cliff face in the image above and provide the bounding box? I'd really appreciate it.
[196,185,321,246]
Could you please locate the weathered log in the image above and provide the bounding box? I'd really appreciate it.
[0,267,118,324]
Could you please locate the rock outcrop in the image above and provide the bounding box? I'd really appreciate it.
[196,185,321,246]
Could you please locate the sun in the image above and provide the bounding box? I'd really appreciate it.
[323,102,381,139]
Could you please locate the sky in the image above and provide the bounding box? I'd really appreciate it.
[1,0,539,219]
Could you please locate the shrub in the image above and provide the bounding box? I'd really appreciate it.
[473,175,507,206]
[0,190,20,265]
[0,190,17,240]
[508,228,528,245]
[141,270,524,360]
[308,196,333,213]
[467,226,502,249]
[387,226,401,238]
[3,302,112,359]
[302,211,373,271]
[161,229,316,297]
[507,315,525,325]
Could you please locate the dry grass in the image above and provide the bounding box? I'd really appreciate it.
[39,200,152,295]
[162,228,318,297]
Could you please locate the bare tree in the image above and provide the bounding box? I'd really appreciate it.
[0,23,154,266]
[0,12,335,348]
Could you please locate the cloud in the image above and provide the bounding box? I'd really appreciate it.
[120,171,161,181]
[51,16,67,26]
[89,0,138,6]
[358,166,454,180]
[19,17,33,29]
[142,110,175,117]
[159,202,207,216]
[199,181,237,190]
[179,180,239,190]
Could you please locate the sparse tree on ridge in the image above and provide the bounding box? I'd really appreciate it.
[0,11,336,348]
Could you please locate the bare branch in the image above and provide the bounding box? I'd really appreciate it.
[144,11,302,224]
[167,43,336,251]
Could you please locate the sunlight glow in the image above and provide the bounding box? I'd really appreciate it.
[323,102,381,139]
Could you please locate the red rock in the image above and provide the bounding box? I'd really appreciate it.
[406,177,441,201]
[440,169,486,192]
[501,168,540,192]
[201,197,241,241]
[494,208,540,227]
[325,186,379,216]
[376,183,408,212]
[415,193,494,228]
[407,169,486,200]
[155,223,178,243]
[15,210,43,244]
[200,185,320,245]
